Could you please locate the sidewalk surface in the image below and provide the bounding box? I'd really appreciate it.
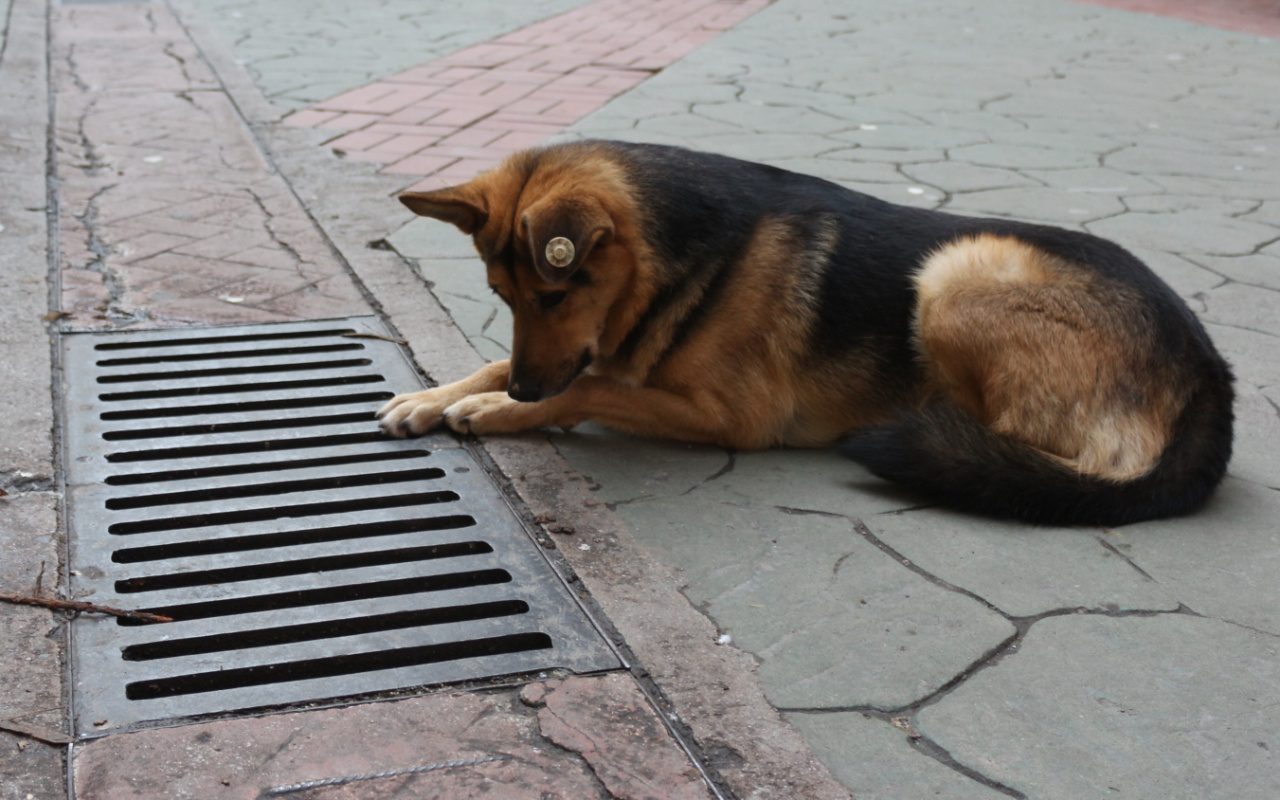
[2,0,1279,798]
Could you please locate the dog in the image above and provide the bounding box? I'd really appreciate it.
[377,140,1234,526]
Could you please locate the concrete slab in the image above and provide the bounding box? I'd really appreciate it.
[74,689,612,800]
[866,511,1180,618]
[787,712,1009,800]
[918,614,1280,800]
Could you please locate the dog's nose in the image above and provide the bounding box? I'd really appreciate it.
[508,381,543,403]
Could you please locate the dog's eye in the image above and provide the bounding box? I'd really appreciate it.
[538,291,567,311]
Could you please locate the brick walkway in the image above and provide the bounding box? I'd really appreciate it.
[55,3,368,329]
[1070,0,1280,37]
[283,0,771,190]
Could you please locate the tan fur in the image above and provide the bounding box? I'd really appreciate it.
[914,234,1183,480]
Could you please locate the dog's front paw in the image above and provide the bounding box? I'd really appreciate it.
[377,389,455,437]
[442,392,525,436]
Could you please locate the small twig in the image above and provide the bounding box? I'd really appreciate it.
[0,591,172,623]
[341,332,407,344]
[0,719,74,746]
[265,755,508,796]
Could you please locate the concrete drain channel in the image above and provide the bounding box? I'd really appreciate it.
[61,316,619,736]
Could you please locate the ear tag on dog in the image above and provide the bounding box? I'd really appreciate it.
[545,237,576,269]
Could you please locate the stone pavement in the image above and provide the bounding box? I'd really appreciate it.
[2,0,1279,798]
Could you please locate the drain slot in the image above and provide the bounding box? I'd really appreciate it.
[122,600,530,661]
[111,515,477,563]
[99,374,386,402]
[97,358,374,384]
[105,450,430,486]
[97,343,366,367]
[106,432,389,463]
[125,633,553,700]
[115,541,495,593]
[108,491,461,535]
[102,411,377,440]
[100,391,395,420]
[105,466,446,509]
[94,328,357,350]
[64,317,618,734]
[124,570,514,624]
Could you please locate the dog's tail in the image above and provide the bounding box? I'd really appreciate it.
[838,382,1234,526]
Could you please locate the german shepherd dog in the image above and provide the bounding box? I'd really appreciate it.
[377,141,1234,526]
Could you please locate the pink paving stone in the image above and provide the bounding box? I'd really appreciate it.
[281,108,341,128]
[1068,0,1280,37]
[436,125,510,148]
[286,0,774,175]
[537,674,713,800]
[367,122,460,137]
[440,42,543,68]
[489,129,555,151]
[316,112,386,131]
[323,82,441,114]
[381,65,456,85]
[326,130,396,152]
[382,105,450,125]
[379,153,461,176]
[362,134,443,157]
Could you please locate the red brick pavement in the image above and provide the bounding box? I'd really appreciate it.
[1069,0,1280,38]
[54,4,369,329]
[285,0,772,191]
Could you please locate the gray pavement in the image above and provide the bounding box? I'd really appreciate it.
[386,1,1280,796]
[2,0,1279,798]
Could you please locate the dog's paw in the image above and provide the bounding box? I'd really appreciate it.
[376,389,455,437]
[442,392,524,436]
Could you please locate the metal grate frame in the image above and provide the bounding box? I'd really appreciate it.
[62,316,618,736]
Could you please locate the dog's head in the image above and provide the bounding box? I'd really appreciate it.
[399,146,643,402]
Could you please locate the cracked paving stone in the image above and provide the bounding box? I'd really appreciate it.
[1086,209,1280,258]
[1192,252,1280,292]
[943,186,1125,224]
[1019,166,1164,195]
[613,496,1014,709]
[918,614,1280,800]
[786,712,1009,800]
[900,161,1041,193]
[533,674,713,800]
[74,689,609,800]
[1121,246,1223,297]
[1229,386,1280,488]
[1196,281,1280,337]
[550,423,730,505]
[865,510,1179,619]
[947,142,1100,171]
[53,2,368,328]
[761,157,905,185]
[1117,479,1280,637]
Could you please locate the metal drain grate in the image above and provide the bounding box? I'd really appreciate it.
[62,317,618,735]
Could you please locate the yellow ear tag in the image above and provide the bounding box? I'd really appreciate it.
[545,237,576,268]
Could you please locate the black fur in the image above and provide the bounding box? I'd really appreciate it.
[604,142,1234,527]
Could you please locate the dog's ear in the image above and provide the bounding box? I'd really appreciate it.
[399,184,488,235]
[521,195,614,285]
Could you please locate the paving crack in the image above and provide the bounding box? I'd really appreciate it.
[0,0,13,72]
[1096,535,1156,582]
[680,450,735,496]
[245,187,306,277]
[65,42,89,92]
[162,41,195,84]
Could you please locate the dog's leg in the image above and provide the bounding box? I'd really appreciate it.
[441,375,769,448]
[378,360,511,437]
